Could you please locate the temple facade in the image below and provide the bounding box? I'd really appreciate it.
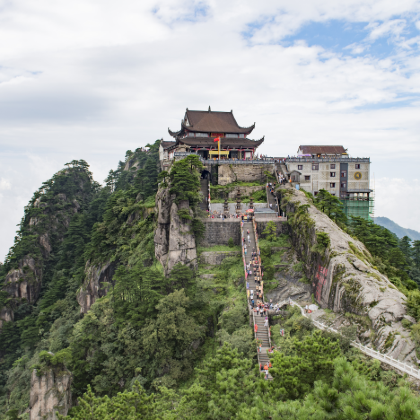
[164,107,264,160]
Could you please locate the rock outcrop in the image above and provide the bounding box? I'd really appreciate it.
[4,257,42,305]
[29,368,71,420]
[279,185,416,365]
[77,261,116,314]
[266,248,312,303]
[154,186,198,276]
[1,170,92,322]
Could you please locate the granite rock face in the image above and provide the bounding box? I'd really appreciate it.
[29,368,71,420]
[154,187,198,276]
[77,261,116,314]
[4,257,42,305]
[2,181,87,323]
[266,248,312,304]
[279,185,416,365]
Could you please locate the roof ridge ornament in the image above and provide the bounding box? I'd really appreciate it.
[208,106,211,112]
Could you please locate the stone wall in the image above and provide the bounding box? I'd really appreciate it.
[201,219,287,247]
[256,220,288,238]
[200,220,241,247]
[200,251,241,265]
[218,164,274,185]
[210,185,265,200]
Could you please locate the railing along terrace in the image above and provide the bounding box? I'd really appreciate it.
[286,157,370,163]
[173,152,276,164]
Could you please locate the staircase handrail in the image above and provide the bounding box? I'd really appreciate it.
[285,300,420,379]
[252,217,271,349]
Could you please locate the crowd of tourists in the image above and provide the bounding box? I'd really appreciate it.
[277,172,288,184]
[207,211,255,220]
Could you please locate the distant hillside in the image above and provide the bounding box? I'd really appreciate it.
[375,217,420,240]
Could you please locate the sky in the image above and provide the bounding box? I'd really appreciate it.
[0,0,419,259]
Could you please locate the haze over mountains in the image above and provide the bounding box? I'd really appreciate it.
[375,217,420,241]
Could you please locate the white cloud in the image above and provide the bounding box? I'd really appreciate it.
[365,19,407,41]
[0,0,420,257]
[0,179,11,190]
[344,43,369,54]
[375,178,420,232]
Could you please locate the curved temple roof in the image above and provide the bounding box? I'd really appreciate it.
[169,108,255,137]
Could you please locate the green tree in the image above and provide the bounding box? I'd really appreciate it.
[315,189,347,225]
[169,155,203,208]
[59,382,156,420]
[262,221,277,242]
[269,330,340,399]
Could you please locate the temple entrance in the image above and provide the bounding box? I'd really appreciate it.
[197,150,208,159]
[201,170,211,180]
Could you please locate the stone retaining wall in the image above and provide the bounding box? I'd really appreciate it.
[200,251,241,265]
[201,219,287,246]
[200,220,241,246]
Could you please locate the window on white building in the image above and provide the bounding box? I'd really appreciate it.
[298,165,303,170]
[330,172,336,177]
[330,183,336,188]
[305,175,310,181]
[355,164,360,169]
[312,164,319,170]
[330,164,336,169]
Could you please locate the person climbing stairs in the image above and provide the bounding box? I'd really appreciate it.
[242,219,273,380]
[266,184,278,215]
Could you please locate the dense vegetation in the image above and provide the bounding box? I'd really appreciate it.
[58,307,420,419]
[2,158,420,419]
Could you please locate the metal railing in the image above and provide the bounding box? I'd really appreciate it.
[285,301,420,379]
[173,152,276,164]
[286,157,370,163]
[201,159,275,165]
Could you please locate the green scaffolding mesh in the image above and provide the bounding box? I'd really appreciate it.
[340,198,374,221]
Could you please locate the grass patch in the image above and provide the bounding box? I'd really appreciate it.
[259,234,290,248]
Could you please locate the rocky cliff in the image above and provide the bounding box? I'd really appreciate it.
[29,368,71,420]
[77,261,116,314]
[154,186,198,276]
[1,167,94,323]
[279,185,416,364]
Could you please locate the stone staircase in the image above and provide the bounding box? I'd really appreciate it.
[266,185,278,215]
[241,219,273,379]
[275,161,289,181]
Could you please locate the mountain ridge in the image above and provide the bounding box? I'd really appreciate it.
[375,216,420,240]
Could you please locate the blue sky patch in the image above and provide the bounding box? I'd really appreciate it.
[244,17,420,60]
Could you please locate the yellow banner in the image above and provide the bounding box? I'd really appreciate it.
[209,150,229,155]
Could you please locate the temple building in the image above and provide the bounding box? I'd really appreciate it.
[165,107,264,160]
